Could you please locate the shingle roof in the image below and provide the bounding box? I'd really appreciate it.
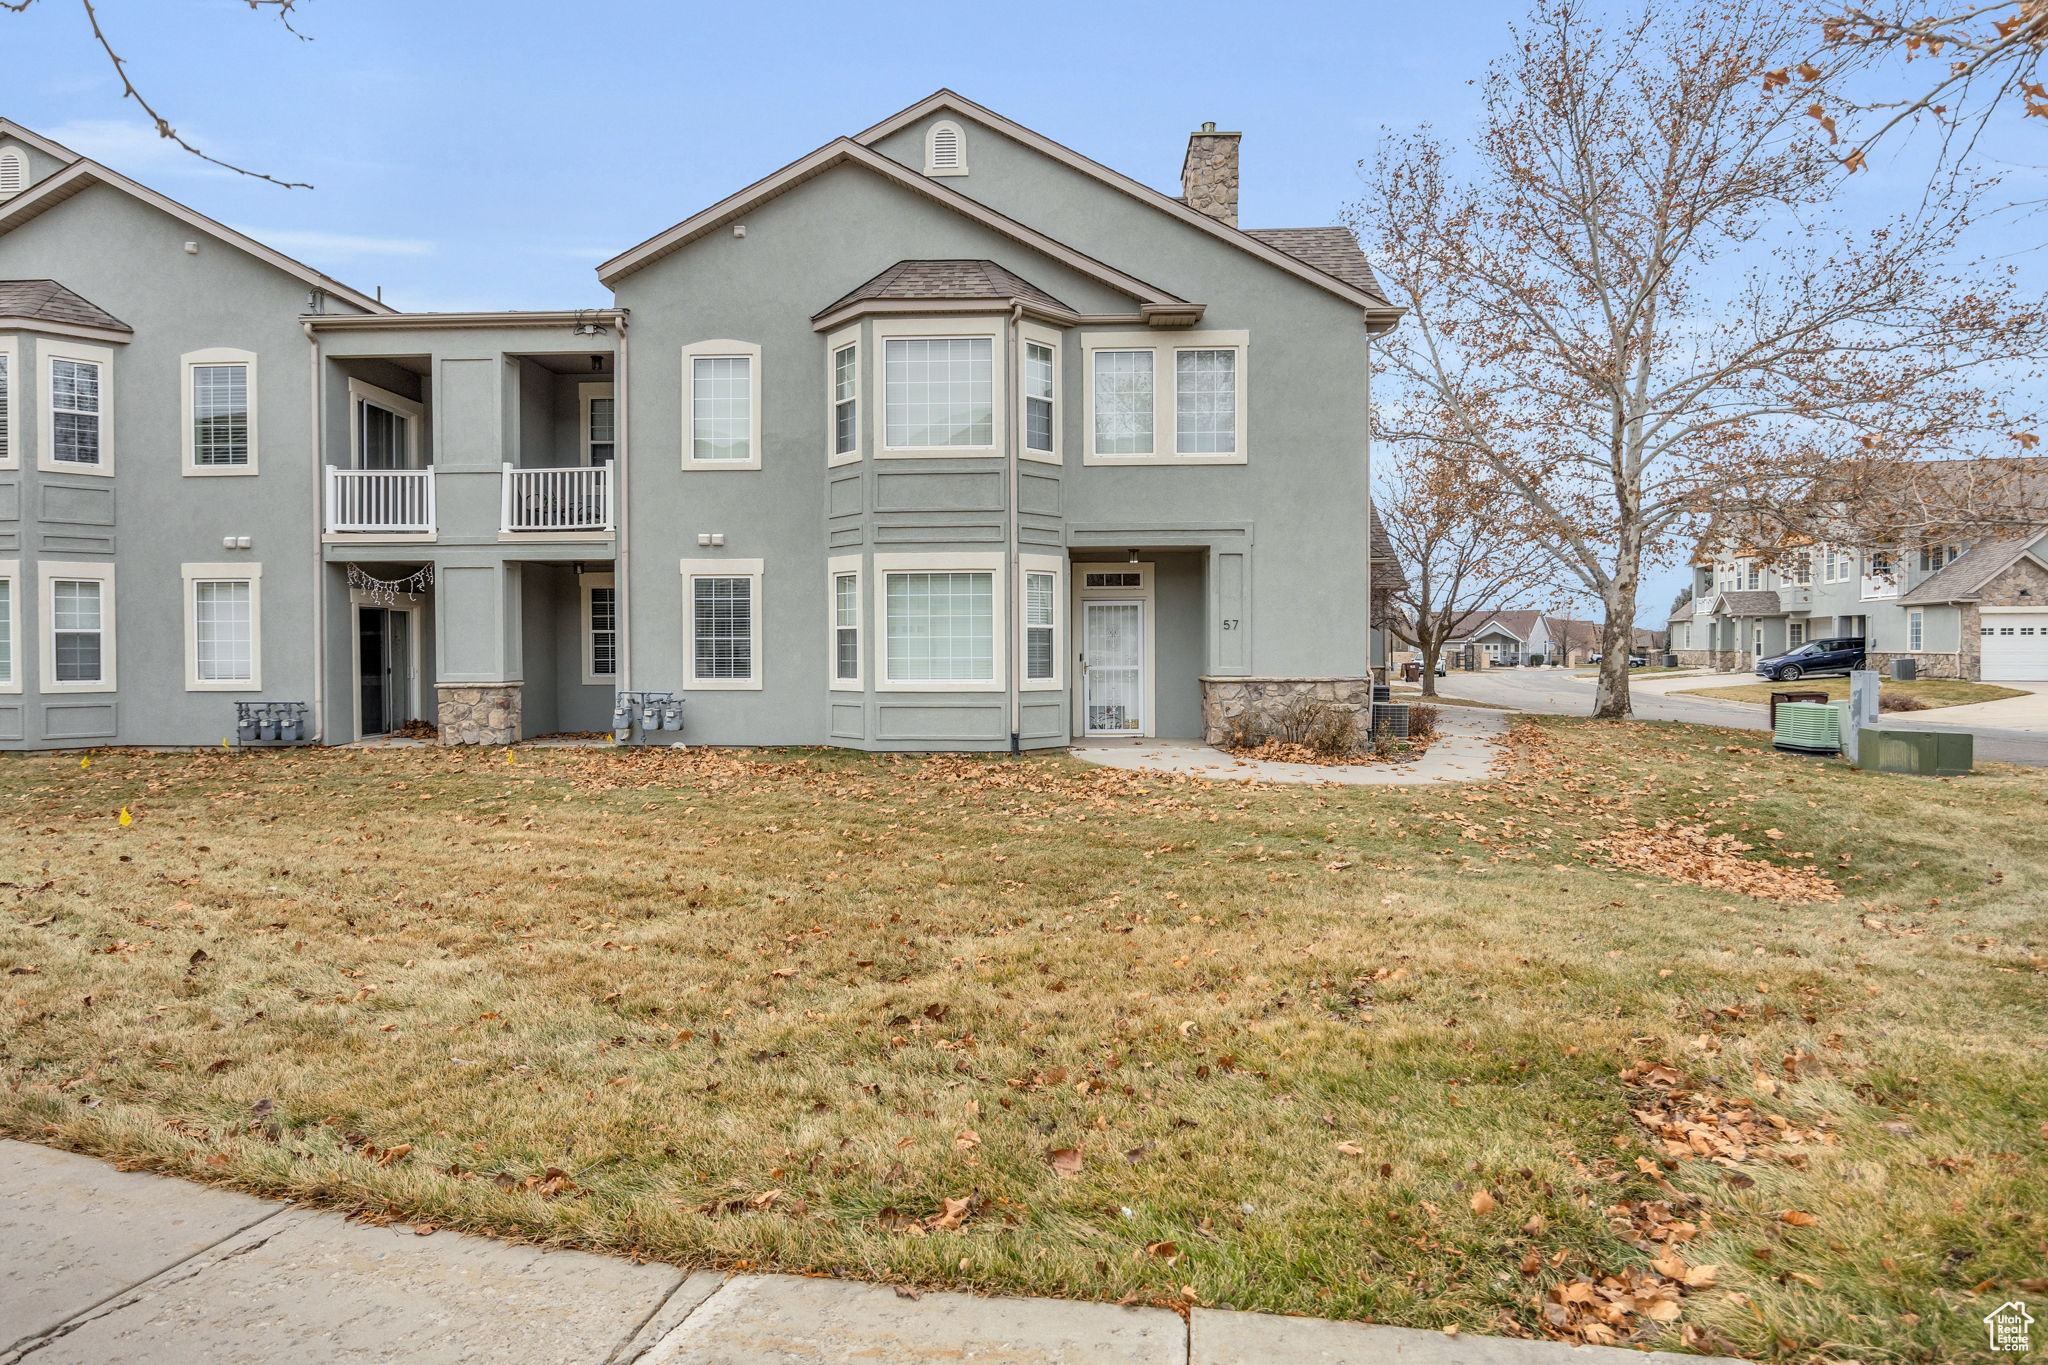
[1712,590,1782,616]
[0,279,130,332]
[1243,228,1387,304]
[1368,502,1406,592]
[816,259,1072,320]
[1447,609,1545,642]
[1899,530,2048,604]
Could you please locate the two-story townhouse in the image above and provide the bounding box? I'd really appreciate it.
[1671,473,2048,679]
[0,93,1401,752]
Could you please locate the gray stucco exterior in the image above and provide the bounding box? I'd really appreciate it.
[0,92,1394,751]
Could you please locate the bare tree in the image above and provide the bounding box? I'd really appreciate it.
[1378,447,1556,697]
[2,0,314,187]
[1348,0,2047,719]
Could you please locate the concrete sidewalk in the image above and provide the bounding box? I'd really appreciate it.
[1070,706,1507,786]
[1,1140,1740,1364]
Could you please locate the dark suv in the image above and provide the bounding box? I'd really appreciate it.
[1754,637,1866,682]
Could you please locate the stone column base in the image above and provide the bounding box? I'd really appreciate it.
[436,682,522,745]
[1198,676,1373,747]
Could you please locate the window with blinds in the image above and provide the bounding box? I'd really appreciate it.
[588,585,617,678]
[832,343,858,457]
[192,363,250,466]
[51,358,102,465]
[693,577,752,679]
[1025,571,1055,680]
[834,572,859,680]
[1024,342,1054,455]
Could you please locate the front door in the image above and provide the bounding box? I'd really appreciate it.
[1082,600,1145,735]
[356,607,413,735]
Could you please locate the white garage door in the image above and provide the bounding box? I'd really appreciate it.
[1982,614,2048,680]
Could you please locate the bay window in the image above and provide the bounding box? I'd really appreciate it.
[830,337,859,463]
[42,344,113,474]
[0,561,15,691]
[883,336,993,451]
[879,558,1002,689]
[830,562,861,687]
[1024,339,1056,460]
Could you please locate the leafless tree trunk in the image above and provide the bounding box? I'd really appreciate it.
[1349,0,2046,719]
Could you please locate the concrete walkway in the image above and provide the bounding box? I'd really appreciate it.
[1,1141,1738,1364]
[1070,706,1507,785]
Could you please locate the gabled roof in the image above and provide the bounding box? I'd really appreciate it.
[1707,590,1783,617]
[0,118,83,165]
[1367,502,1406,593]
[599,136,1188,321]
[814,259,1074,325]
[853,92,1401,328]
[1446,609,1545,642]
[1900,530,2048,604]
[0,119,392,315]
[0,279,130,334]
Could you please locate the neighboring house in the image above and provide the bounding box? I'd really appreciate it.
[1673,474,2048,679]
[0,93,1402,752]
[1443,609,1553,666]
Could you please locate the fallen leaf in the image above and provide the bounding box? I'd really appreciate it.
[1048,1147,1083,1178]
[1469,1189,1497,1215]
[954,1130,981,1150]
[1781,1209,1818,1227]
[1335,1142,1366,1157]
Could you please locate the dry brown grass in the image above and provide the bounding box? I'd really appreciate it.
[2,719,2044,1360]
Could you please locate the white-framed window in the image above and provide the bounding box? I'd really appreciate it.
[1918,543,1960,572]
[884,336,994,451]
[1744,561,1761,590]
[580,382,615,465]
[1822,546,1852,584]
[1908,608,1925,652]
[1021,553,1063,689]
[925,119,968,176]
[679,558,762,689]
[1792,553,1811,586]
[829,555,861,690]
[348,378,422,469]
[0,147,25,199]
[827,328,860,466]
[182,564,260,690]
[1021,324,1060,464]
[0,559,18,693]
[181,348,256,475]
[40,342,112,475]
[1081,330,1248,465]
[681,340,762,469]
[41,561,114,692]
[581,571,617,684]
[874,552,1005,692]
[1789,622,1805,647]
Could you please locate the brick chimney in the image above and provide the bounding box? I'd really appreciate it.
[1180,122,1241,228]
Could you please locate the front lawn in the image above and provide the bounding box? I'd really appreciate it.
[1676,678,2029,709]
[3,722,2043,1361]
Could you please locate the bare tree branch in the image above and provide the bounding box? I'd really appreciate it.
[3,0,314,188]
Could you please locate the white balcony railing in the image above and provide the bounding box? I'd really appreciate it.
[501,463,613,533]
[327,467,435,534]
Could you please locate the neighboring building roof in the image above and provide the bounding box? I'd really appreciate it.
[1243,227,1386,304]
[1667,605,1695,623]
[1711,590,1783,616]
[816,259,1073,320]
[851,91,1400,326]
[1368,502,1406,594]
[0,278,130,333]
[0,119,392,315]
[1447,609,1545,642]
[1900,529,2048,604]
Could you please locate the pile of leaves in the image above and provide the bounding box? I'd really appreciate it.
[1591,822,1841,903]
[1219,738,1420,767]
[1621,1062,1837,1168]
[1537,1199,1723,1348]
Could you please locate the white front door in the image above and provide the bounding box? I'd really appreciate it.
[1082,600,1145,735]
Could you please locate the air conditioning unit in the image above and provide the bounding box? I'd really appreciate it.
[1890,657,1918,681]
[1772,701,1842,755]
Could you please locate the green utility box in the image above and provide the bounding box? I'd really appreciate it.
[1773,701,1842,755]
[1857,726,1974,776]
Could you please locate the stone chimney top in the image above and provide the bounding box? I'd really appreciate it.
[1180,122,1241,229]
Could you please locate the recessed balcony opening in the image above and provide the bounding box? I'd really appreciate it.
[503,350,617,534]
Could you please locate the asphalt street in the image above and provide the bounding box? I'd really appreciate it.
[1429,668,2048,767]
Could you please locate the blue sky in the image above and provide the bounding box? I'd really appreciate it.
[7,0,2041,626]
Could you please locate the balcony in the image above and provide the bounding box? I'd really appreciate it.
[501,464,613,534]
[327,467,435,534]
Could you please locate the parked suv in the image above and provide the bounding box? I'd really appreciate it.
[1755,637,1865,682]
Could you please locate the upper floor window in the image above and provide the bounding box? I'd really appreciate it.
[183,348,256,474]
[0,148,24,200]
[1792,553,1811,586]
[348,378,422,470]
[42,346,113,474]
[884,337,993,450]
[1744,562,1760,590]
[925,120,968,176]
[583,384,616,465]
[832,341,858,460]
[682,340,762,469]
[1083,330,1248,465]
[1024,340,1056,460]
[1919,543,1960,572]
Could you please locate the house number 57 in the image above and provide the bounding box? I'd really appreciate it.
[1222,619,1239,630]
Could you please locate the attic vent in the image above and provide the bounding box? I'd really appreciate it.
[0,149,25,200]
[925,120,967,176]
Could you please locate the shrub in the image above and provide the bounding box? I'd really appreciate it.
[1406,704,1442,743]
[1526,654,1546,666]
[1879,691,1928,712]
[1261,695,1362,756]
